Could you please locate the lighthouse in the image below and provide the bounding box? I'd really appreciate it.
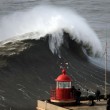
[37,69,107,110]
[50,69,75,104]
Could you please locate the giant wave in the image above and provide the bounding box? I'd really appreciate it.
[0,5,109,110]
[0,5,102,56]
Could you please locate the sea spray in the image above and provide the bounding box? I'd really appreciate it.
[0,5,102,56]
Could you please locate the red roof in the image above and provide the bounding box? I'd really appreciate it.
[55,69,72,82]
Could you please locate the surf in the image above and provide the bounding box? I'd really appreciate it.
[0,5,102,56]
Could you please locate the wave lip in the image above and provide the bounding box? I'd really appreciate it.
[0,5,102,56]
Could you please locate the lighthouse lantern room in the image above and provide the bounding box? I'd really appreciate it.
[50,69,75,103]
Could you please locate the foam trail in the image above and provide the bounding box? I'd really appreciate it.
[0,5,102,55]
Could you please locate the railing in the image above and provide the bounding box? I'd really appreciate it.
[50,89,56,99]
[50,89,75,100]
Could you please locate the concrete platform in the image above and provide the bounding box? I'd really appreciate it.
[37,99,107,110]
[65,100,107,110]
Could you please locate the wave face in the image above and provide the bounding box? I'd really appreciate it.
[0,4,108,110]
[0,37,110,110]
[0,5,102,56]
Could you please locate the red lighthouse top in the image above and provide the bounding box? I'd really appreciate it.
[55,69,72,82]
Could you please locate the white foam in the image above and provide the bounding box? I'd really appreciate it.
[0,5,102,56]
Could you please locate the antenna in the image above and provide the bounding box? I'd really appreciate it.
[104,28,107,99]
[59,62,69,70]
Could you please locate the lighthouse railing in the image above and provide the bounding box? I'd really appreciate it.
[50,88,75,100]
[50,85,56,100]
[50,89,56,99]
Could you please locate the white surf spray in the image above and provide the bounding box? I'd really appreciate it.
[0,5,102,56]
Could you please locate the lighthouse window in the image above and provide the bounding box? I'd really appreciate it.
[57,82,71,88]
[63,82,71,88]
[58,82,63,88]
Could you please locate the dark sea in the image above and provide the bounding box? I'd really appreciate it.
[0,0,110,110]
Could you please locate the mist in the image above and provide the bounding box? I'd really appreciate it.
[0,5,102,55]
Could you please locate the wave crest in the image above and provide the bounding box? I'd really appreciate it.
[0,5,102,56]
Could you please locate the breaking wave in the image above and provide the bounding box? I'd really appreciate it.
[0,5,102,56]
[0,38,109,110]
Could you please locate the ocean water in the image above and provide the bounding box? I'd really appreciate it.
[0,0,110,69]
[0,0,110,110]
